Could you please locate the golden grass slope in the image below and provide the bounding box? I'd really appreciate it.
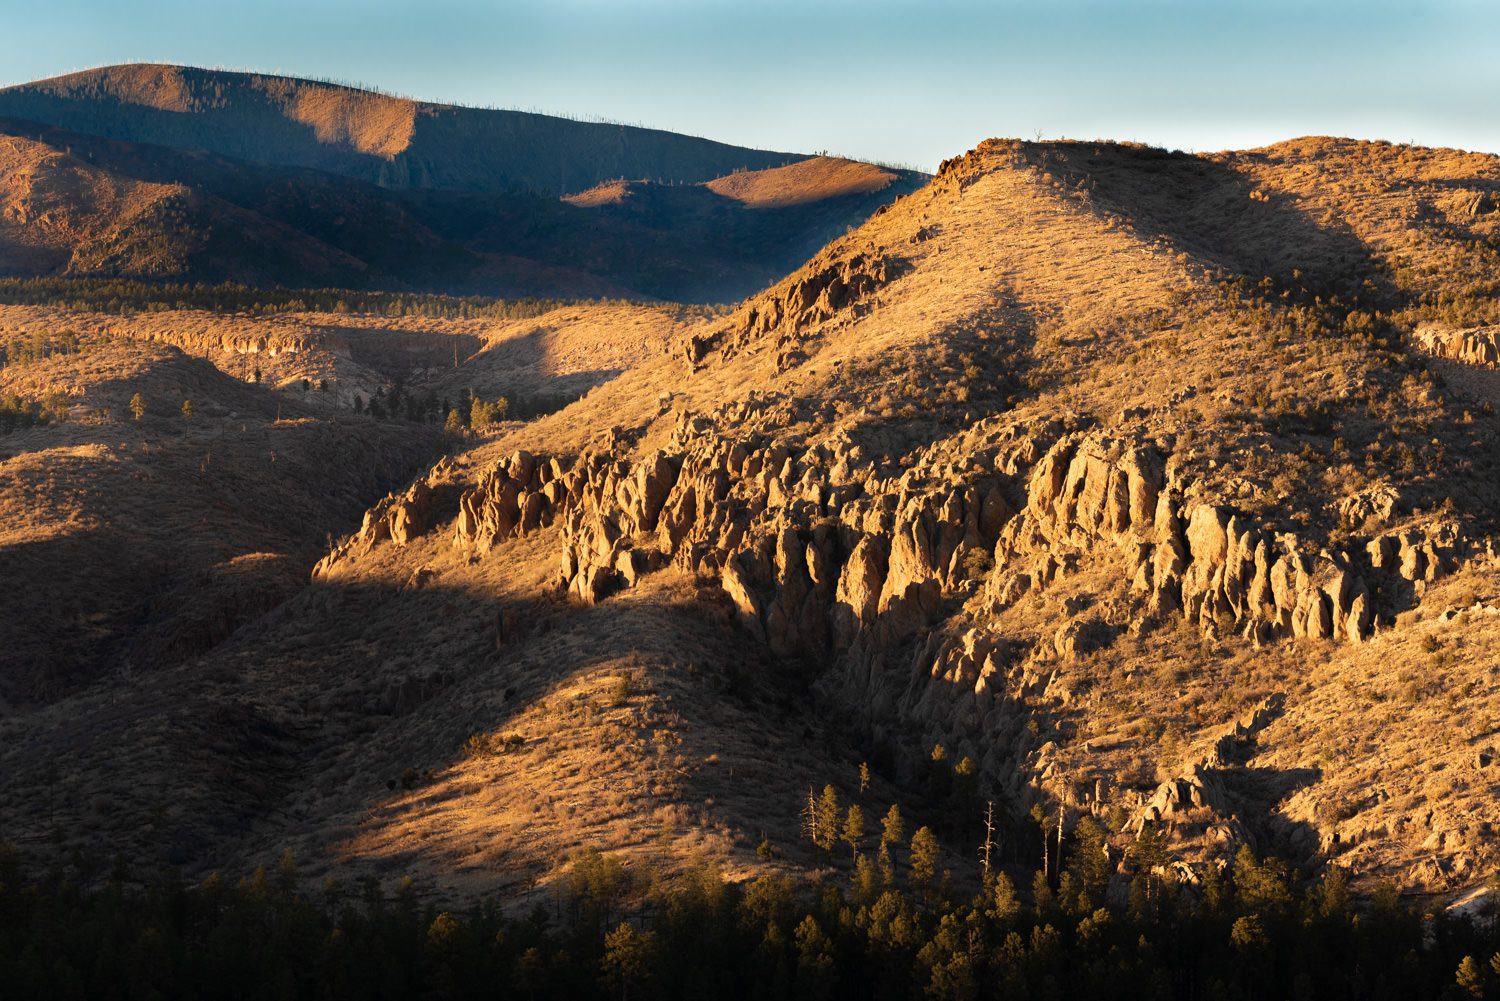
[567,156,909,211]
[705,156,907,208]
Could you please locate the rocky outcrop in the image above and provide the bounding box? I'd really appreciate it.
[1414,322,1499,367]
[1113,696,1288,861]
[313,457,460,577]
[453,450,567,553]
[684,252,910,371]
[331,415,1471,675]
[982,431,1466,649]
[541,410,1024,650]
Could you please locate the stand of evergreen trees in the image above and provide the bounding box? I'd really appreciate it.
[2,839,1497,1001]
[0,278,731,322]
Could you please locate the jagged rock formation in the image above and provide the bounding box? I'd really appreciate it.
[339,406,1470,678]
[684,251,911,371]
[1415,322,1500,367]
[985,432,1466,646]
[315,457,461,574]
[330,408,1472,865]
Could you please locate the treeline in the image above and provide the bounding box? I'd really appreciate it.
[0,392,71,432]
[348,383,569,428]
[0,278,729,322]
[0,327,87,369]
[2,839,1497,1001]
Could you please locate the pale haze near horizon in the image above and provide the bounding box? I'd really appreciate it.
[3,0,1495,172]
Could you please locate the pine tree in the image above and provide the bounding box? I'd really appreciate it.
[909,826,940,902]
[815,785,841,854]
[601,922,656,1001]
[842,805,865,860]
[877,840,894,886]
[851,854,879,903]
[799,788,819,850]
[980,800,996,878]
[953,755,979,805]
[1457,956,1485,998]
[993,871,1021,922]
[443,409,464,443]
[927,744,952,800]
[1067,816,1112,905]
[129,392,146,420]
[881,804,906,848]
[1128,824,1170,921]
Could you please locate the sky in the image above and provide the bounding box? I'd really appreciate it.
[3,0,1497,172]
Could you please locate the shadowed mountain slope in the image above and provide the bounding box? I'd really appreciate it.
[0,64,810,195]
[0,104,926,300]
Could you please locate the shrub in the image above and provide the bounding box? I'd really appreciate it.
[611,672,633,707]
[443,409,464,442]
[41,390,69,422]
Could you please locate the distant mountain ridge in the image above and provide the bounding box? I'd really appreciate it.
[0,66,930,301]
[0,63,808,195]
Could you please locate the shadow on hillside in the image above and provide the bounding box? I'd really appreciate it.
[0,529,309,706]
[63,567,833,886]
[324,325,486,377]
[1222,764,1326,864]
[1026,143,1390,304]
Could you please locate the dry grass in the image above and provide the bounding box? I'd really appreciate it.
[705,157,904,209]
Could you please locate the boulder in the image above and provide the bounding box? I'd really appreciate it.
[388,481,432,546]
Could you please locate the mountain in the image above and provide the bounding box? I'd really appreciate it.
[0,64,808,195]
[2,132,1499,931]
[0,67,929,300]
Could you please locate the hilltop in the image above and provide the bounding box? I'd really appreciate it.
[1,133,1499,932]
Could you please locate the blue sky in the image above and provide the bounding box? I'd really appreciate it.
[4,0,1497,171]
